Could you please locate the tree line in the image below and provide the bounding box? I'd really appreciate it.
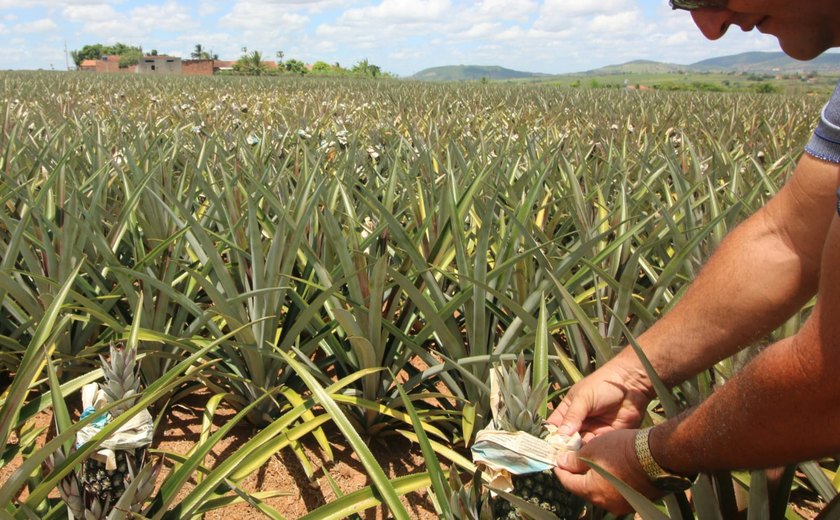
[71,43,155,68]
[230,48,388,77]
[71,42,392,78]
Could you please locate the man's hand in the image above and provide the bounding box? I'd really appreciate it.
[547,355,653,441]
[553,429,663,515]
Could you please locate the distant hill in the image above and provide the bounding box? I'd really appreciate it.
[410,52,840,81]
[583,51,840,75]
[585,59,683,75]
[411,65,549,81]
[689,51,840,72]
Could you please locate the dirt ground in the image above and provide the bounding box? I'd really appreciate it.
[159,391,439,519]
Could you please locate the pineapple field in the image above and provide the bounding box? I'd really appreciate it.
[0,70,836,519]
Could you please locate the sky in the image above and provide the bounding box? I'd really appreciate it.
[0,0,816,77]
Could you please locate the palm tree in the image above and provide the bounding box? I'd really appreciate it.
[235,50,267,75]
[191,44,216,60]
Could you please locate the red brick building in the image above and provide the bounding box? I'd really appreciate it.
[182,59,214,76]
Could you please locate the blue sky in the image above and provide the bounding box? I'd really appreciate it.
[0,0,807,76]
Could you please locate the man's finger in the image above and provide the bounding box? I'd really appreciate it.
[555,450,589,474]
[552,466,592,498]
[546,396,570,426]
[554,392,590,435]
[554,466,634,516]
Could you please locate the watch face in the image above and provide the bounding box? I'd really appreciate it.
[653,475,692,492]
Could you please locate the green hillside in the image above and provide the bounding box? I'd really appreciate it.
[582,59,683,75]
[411,65,547,81]
[411,52,840,82]
[691,51,840,72]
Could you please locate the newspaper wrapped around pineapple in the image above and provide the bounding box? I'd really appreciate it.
[472,425,581,490]
[75,382,154,470]
[470,357,584,519]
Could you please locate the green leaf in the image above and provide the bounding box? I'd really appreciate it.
[747,469,770,520]
[298,474,431,520]
[0,259,83,451]
[391,371,452,518]
[534,296,549,420]
[279,350,411,520]
[44,350,73,455]
[801,461,838,500]
[462,402,477,447]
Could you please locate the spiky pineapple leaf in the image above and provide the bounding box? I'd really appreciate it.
[580,457,671,520]
[391,370,452,518]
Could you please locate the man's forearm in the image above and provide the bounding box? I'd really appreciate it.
[650,209,840,474]
[650,330,840,473]
[626,155,837,388]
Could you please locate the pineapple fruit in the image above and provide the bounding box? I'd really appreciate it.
[79,342,147,507]
[489,356,585,520]
[80,446,149,509]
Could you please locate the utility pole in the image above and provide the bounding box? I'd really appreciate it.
[64,40,70,71]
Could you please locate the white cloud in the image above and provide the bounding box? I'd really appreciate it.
[0,0,819,77]
[540,0,632,18]
[472,0,538,22]
[58,1,199,45]
[81,18,145,40]
[339,0,452,25]
[62,4,118,22]
[589,11,648,34]
[13,18,58,33]
[663,31,690,46]
[0,0,103,7]
[460,22,502,39]
[130,1,198,32]
[221,1,309,31]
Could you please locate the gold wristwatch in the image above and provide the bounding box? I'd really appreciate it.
[634,427,694,492]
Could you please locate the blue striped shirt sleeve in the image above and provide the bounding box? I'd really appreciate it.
[806,80,840,164]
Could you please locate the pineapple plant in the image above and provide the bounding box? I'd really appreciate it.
[49,341,161,519]
[79,342,147,507]
[487,356,585,520]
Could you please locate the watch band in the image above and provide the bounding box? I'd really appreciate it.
[634,427,695,492]
[634,427,664,480]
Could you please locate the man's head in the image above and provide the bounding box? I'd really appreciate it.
[682,0,840,60]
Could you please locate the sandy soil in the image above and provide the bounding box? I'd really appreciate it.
[159,391,439,519]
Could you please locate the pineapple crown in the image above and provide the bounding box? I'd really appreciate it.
[493,354,548,438]
[99,341,141,417]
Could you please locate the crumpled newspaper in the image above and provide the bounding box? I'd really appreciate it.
[75,383,153,471]
[470,368,581,492]
[472,424,581,492]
